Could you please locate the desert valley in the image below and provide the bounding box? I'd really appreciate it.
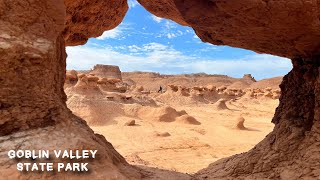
[65,64,282,174]
[2,0,320,178]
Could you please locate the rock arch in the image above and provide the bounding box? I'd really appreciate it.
[0,0,319,179]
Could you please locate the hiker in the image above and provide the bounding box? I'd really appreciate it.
[158,86,163,93]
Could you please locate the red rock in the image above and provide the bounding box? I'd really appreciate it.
[64,0,128,46]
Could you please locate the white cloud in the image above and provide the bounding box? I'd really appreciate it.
[164,21,176,29]
[143,42,167,51]
[128,45,142,53]
[97,28,123,40]
[96,23,132,40]
[66,44,292,80]
[167,33,177,39]
[151,15,163,23]
[155,20,186,39]
[128,0,139,8]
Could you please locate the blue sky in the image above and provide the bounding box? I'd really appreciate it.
[66,0,292,80]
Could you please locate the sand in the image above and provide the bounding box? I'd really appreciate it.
[65,70,279,174]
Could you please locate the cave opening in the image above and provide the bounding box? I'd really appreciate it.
[2,0,319,179]
[64,1,292,174]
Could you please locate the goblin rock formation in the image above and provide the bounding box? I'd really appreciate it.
[1,0,320,179]
[65,65,127,94]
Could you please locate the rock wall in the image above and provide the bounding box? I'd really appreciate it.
[64,0,128,46]
[0,0,66,136]
[0,0,140,179]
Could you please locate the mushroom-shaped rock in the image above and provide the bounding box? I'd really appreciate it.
[206,85,216,91]
[167,84,178,92]
[234,116,246,130]
[66,70,78,83]
[77,73,86,79]
[264,91,273,98]
[97,77,108,85]
[87,75,99,82]
[74,75,89,89]
[125,95,133,100]
[193,86,203,91]
[217,86,227,92]
[116,85,127,93]
[178,86,190,96]
[243,90,255,98]
[124,120,135,126]
[178,110,188,116]
[213,99,229,110]
[265,87,272,91]
[107,78,122,84]
[134,86,144,93]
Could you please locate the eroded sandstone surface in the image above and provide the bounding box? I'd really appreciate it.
[0,0,140,179]
[197,58,320,179]
[1,0,319,179]
[64,0,128,46]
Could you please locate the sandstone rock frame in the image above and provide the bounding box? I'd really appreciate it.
[0,0,319,179]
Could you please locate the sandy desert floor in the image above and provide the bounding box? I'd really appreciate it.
[65,68,280,174]
[90,97,277,173]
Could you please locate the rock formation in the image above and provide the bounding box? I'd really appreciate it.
[65,70,78,83]
[65,67,127,93]
[124,119,136,126]
[234,116,246,130]
[242,74,256,82]
[89,64,122,80]
[64,0,128,46]
[1,0,320,179]
[176,115,201,125]
[0,0,140,179]
[136,1,320,178]
[197,58,320,179]
[213,99,229,110]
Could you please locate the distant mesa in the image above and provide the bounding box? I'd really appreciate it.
[89,64,122,80]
